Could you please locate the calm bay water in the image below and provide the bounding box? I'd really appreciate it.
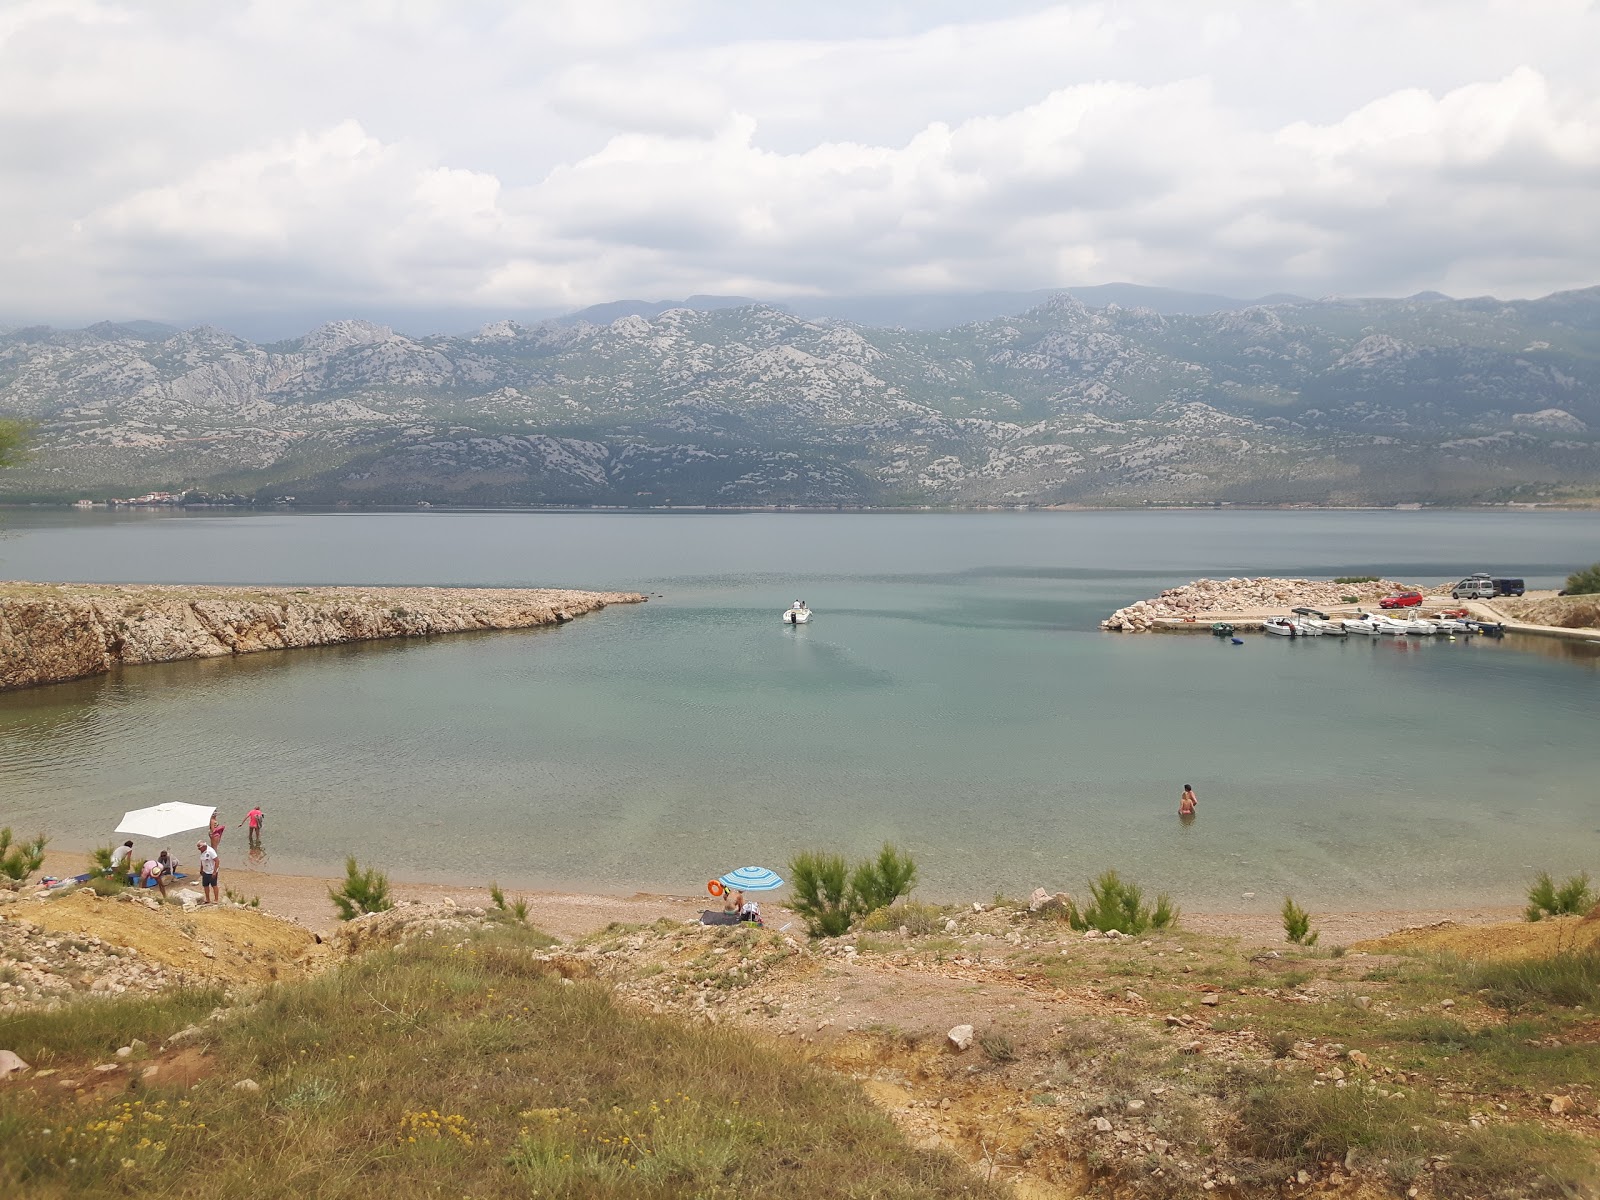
[1,508,1596,910]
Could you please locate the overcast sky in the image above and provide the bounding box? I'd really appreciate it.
[3,0,1599,329]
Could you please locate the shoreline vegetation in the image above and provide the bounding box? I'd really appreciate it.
[2,857,1596,1198]
[0,581,646,691]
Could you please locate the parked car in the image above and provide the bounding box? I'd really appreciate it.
[1452,578,1497,600]
[1379,590,1425,609]
[1492,578,1526,596]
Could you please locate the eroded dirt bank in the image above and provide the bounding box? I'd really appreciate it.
[0,581,645,690]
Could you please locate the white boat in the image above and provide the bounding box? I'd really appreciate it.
[782,601,812,625]
[1263,616,1320,637]
[1341,614,1384,635]
[1378,615,1434,635]
[1431,618,1472,634]
[1289,607,1345,636]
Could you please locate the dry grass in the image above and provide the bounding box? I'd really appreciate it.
[1,924,1002,1200]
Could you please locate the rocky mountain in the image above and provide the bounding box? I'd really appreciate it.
[2,289,1598,507]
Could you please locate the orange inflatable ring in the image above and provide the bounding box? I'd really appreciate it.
[707,880,725,898]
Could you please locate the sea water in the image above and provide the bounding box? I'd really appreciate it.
[0,508,1595,910]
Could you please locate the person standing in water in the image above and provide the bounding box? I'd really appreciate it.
[245,806,264,849]
[1179,784,1198,817]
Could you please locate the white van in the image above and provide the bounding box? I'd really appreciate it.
[1451,578,1496,600]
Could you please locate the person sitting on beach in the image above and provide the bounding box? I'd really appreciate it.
[1179,784,1198,817]
[724,888,744,917]
[138,856,168,898]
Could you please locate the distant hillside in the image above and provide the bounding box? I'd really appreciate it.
[2,288,1598,507]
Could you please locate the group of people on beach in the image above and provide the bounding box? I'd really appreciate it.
[105,806,265,904]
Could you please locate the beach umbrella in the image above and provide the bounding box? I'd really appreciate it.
[719,866,784,892]
[114,802,216,840]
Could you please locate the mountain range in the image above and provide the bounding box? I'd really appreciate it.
[2,287,1597,507]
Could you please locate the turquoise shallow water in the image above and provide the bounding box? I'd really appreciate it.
[0,508,1596,909]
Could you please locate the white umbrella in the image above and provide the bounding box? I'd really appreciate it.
[114,802,216,840]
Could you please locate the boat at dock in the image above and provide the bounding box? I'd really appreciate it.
[1263,616,1320,637]
[1292,607,1347,637]
[1341,613,1384,635]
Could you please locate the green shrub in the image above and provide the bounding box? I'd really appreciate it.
[489,881,507,911]
[328,856,394,920]
[1281,897,1319,945]
[788,851,855,938]
[1332,575,1379,584]
[860,900,947,935]
[1525,870,1592,921]
[511,897,530,923]
[849,843,918,912]
[1564,562,1600,595]
[978,1030,1017,1062]
[0,828,48,884]
[89,844,116,874]
[224,886,260,908]
[1065,870,1177,934]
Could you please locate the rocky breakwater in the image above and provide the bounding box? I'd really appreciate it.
[1101,576,1408,632]
[0,581,645,690]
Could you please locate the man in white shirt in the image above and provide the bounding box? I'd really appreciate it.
[110,840,135,879]
[197,840,220,905]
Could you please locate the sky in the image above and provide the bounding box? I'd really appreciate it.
[2,0,1599,331]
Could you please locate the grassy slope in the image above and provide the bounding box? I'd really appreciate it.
[0,924,1002,1200]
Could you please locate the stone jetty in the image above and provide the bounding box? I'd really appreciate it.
[1101,576,1408,632]
[0,582,644,690]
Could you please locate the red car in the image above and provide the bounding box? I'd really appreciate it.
[1379,590,1424,609]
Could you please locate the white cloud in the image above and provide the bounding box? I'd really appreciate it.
[1,1,1598,324]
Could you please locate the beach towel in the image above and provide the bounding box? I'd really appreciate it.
[700,909,741,926]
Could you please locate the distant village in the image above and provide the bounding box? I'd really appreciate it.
[73,490,261,508]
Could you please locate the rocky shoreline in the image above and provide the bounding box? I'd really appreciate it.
[0,581,645,690]
[1101,576,1409,632]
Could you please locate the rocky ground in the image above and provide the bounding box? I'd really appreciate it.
[1492,593,1600,630]
[4,882,1597,1197]
[0,581,645,690]
[1101,577,1412,631]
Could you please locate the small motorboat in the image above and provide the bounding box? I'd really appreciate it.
[1465,619,1505,637]
[1342,613,1384,635]
[1263,616,1320,637]
[1292,607,1347,637]
[1210,622,1235,637]
[1430,617,1472,634]
[782,600,812,625]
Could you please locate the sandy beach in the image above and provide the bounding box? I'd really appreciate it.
[29,848,1524,944]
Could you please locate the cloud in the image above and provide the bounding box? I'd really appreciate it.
[1,1,1598,324]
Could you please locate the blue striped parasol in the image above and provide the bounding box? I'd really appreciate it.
[719,866,784,892]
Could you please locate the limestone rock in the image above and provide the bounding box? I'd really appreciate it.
[946,1024,975,1052]
[232,1078,261,1092]
[1,583,645,691]
[1549,1095,1573,1116]
[0,1049,29,1079]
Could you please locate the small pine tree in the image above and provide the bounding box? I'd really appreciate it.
[329,856,394,920]
[1526,871,1592,921]
[849,843,919,913]
[489,881,507,911]
[1066,870,1177,934]
[1282,896,1319,945]
[510,897,529,923]
[89,844,116,875]
[789,851,855,938]
[0,828,48,884]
